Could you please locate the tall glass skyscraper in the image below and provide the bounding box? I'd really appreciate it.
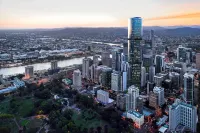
[128,17,142,87]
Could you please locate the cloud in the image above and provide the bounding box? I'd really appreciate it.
[145,12,200,21]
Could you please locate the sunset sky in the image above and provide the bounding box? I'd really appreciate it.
[0,0,200,29]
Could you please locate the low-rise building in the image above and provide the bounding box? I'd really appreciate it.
[126,110,144,128]
[97,90,109,104]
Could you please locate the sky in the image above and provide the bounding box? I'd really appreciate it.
[0,0,200,29]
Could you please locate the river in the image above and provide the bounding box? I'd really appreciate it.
[0,56,93,77]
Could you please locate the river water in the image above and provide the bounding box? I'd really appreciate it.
[0,56,92,77]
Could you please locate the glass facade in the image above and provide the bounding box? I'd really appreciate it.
[128,17,142,87]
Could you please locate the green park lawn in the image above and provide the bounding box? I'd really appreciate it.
[72,109,108,130]
[0,97,34,117]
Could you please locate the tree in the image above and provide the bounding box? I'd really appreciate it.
[0,94,5,101]
[39,100,53,114]
[63,109,73,120]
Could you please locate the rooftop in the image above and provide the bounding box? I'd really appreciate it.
[127,110,143,118]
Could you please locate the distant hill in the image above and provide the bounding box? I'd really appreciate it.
[155,27,200,36]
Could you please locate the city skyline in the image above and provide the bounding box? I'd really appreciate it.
[0,0,200,29]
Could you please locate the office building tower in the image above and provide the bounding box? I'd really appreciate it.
[177,45,192,63]
[143,54,153,72]
[121,61,130,91]
[82,57,91,79]
[149,91,158,108]
[126,85,139,111]
[147,82,155,94]
[90,64,96,81]
[149,65,155,83]
[111,71,121,92]
[25,66,34,79]
[150,30,155,47]
[117,94,126,111]
[51,61,58,70]
[184,73,194,105]
[97,90,109,104]
[196,53,200,69]
[169,102,197,132]
[112,49,123,71]
[128,17,142,87]
[136,96,143,114]
[153,86,165,106]
[154,74,164,87]
[141,67,146,87]
[155,55,165,74]
[73,69,82,90]
[169,72,180,91]
[102,52,111,67]
[123,43,128,61]
[100,67,112,88]
[93,55,99,66]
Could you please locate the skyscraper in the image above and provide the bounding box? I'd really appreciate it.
[123,43,128,62]
[177,45,192,63]
[73,69,82,90]
[128,17,142,87]
[153,86,165,106]
[111,71,121,92]
[25,66,34,79]
[155,55,165,74]
[51,61,58,70]
[184,73,194,105]
[126,85,139,111]
[82,57,91,79]
[141,67,146,87]
[121,61,130,91]
[102,52,111,67]
[100,67,112,88]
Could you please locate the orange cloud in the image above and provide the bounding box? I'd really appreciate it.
[145,12,200,21]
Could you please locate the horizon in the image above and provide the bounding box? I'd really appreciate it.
[0,0,200,29]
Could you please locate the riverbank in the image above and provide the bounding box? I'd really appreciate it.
[0,52,94,69]
[0,56,93,77]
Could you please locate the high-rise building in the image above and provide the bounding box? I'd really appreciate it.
[123,43,128,62]
[128,17,142,87]
[149,65,155,83]
[126,85,139,111]
[136,96,143,114]
[149,91,158,108]
[196,53,200,69]
[155,55,165,74]
[177,45,192,63]
[169,102,197,132]
[169,72,180,91]
[25,66,34,79]
[100,67,112,88]
[102,52,111,67]
[73,69,82,90]
[153,86,165,106]
[90,64,96,81]
[121,61,130,91]
[116,94,126,111]
[111,71,121,92]
[82,57,91,79]
[97,90,109,104]
[143,54,153,72]
[93,55,99,66]
[141,67,146,87]
[154,74,165,87]
[51,61,58,70]
[184,73,194,105]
